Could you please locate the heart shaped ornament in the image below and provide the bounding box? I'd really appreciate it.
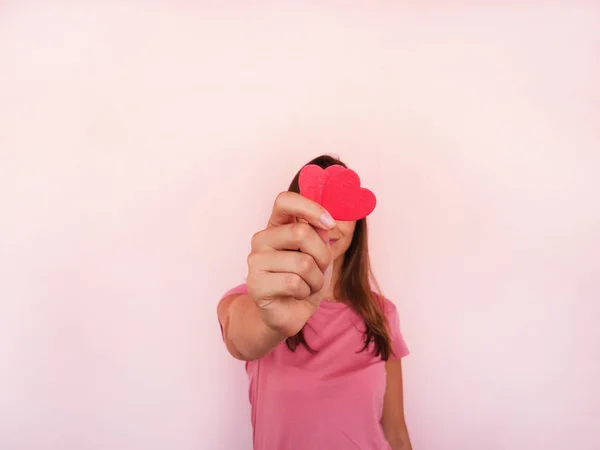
[298,164,376,221]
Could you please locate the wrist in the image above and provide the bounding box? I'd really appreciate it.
[257,308,289,340]
[229,295,287,360]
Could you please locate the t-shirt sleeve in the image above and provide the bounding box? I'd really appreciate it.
[220,283,248,300]
[217,283,248,338]
[385,300,410,360]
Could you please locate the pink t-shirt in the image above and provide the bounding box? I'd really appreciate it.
[219,284,409,450]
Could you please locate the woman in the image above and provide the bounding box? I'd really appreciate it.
[217,155,412,449]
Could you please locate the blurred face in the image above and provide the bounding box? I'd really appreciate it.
[328,220,356,262]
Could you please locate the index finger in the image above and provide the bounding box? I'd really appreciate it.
[268,191,336,231]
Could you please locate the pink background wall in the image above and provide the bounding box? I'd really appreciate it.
[1,3,599,449]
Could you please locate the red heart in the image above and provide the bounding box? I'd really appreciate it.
[298,164,345,204]
[321,169,376,221]
[299,164,376,221]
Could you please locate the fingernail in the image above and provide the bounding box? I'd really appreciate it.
[320,211,335,228]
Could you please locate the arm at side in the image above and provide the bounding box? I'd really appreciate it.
[217,294,286,361]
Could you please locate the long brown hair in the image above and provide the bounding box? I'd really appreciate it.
[285,155,394,360]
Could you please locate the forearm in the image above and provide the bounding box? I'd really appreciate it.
[223,294,287,361]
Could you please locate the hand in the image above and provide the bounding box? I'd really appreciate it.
[246,191,336,337]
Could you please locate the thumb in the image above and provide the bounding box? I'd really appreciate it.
[322,262,333,292]
[312,226,333,294]
[314,226,333,272]
[314,227,330,245]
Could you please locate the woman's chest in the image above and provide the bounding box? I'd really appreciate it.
[249,308,388,410]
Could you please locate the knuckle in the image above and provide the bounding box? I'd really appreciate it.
[250,229,266,250]
[246,252,256,268]
[284,273,304,295]
[296,253,314,276]
[274,191,289,209]
[291,222,311,243]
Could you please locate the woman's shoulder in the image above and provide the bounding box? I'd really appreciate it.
[372,292,399,317]
[373,292,410,357]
